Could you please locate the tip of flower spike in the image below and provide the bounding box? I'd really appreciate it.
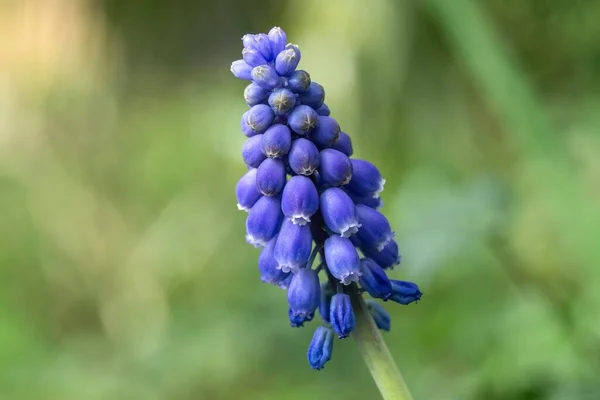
[246,233,267,248]
[340,222,361,238]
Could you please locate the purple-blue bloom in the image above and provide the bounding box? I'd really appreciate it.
[259,238,291,288]
[256,158,286,196]
[307,326,334,370]
[330,293,355,338]
[324,235,361,285]
[288,268,321,325]
[359,258,393,300]
[245,195,283,247]
[288,138,320,175]
[232,26,421,370]
[288,105,318,135]
[242,134,266,168]
[235,168,262,211]
[366,300,391,331]
[319,187,361,237]
[281,176,319,225]
[355,205,395,251]
[389,280,422,305]
[262,124,292,158]
[274,219,313,273]
[318,148,352,187]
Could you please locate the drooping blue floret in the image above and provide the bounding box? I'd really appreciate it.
[318,149,352,187]
[288,268,321,325]
[288,138,320,175]
[366,300,391,331]
[231,25,421,370]
[298,82,325,109]
[262,124,292,158]
[331,132,353,156]
[245,195,283,247]
[389,280,422,305]
[288,70,311,93]
[274,219,313,273]
[259,238,291,288]
[242,134,266,168]
[330,293,356,338]
[268,89,296,116]
[310,116,341,149]
[346,159,385,198]
[355,205,395,251]
[307,326,334,370]
[281,176,319,225]
[324,235,362,285]
[319,187,361,237]
[235,168,262,211]
[359,258,393,300]
[288,105,318,135]
[256,158,286,196]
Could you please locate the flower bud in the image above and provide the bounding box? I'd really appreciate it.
[331,132,353,156]
[319,282,334,323]
[361,240,401,270]
[281,176,319,225]
[298,82,325,109]
[307,326,334,370]
[242,47,268,67]
[251,65,280,90]
[275,45,301,76]
[235,168,261,211]
[244,83,269,106]
[330,293,355,338]
[246,195,283,247]
[355,205,394,251]
[288,138,320,175]
[389,280,422,305]
[274,219,313,273]
[288,105,318,135]
[245,33,273,61]
[318,149,352,187]
[256,158,286,196]
[319,188,361,237]
[262,124,292,158]
[259,238,291,288]
[287,70,311,93]
[230,59,253,80]
[315,103,330,116]
[242,34,257,49]
[346,159,385,198]
[366,300,391,331]
[268,27,287,56]
[359,258,392,299]
[242,135,266,168]
[268,88,296,115]
[288,268,321,325]
[324,235,361,285]
[309,116,341,149]
[245,104,275,134]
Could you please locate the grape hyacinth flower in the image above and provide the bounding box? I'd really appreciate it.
[231,27,421,379]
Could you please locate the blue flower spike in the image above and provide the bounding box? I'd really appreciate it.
[231,26,421,371]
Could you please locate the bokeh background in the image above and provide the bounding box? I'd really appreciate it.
[1,0,600,399]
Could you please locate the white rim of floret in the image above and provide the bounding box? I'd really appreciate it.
[277,263,300,274]
[298,166,316,175]
[341,174,352,185]
[237,203,251,212]
[290,213,311,226]
[375,231,396,252]
[371,178,386,199]
[245,234,267,248]
[339,221,362,238]
[338,271,362,286]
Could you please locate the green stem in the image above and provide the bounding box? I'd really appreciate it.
[350,291,414,400]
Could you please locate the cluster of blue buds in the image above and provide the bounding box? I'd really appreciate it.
[232,27,422,370]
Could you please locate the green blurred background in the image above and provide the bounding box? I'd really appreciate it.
[1,0,600,399]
